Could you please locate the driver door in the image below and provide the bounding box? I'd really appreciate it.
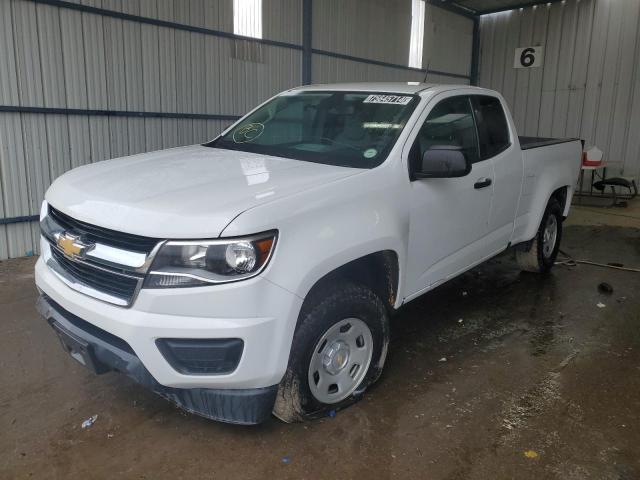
[404,94,495,300]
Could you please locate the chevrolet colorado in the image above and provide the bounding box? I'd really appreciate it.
[35,83,582,424]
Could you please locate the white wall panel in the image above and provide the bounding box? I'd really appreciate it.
[265,0,302,44]
[9,0,47,256]
[312,54,470,85]
[0,114,31,258]
[424,73,470,86]
[140,3,162,152]
[61,10,88,108]
[312,1,472,85]
[424,4,474,77]
[0,1,20,105]
[313,0,411,65]
[12,0,44,106]
[43,115,71,179]
[479,0,640,180]
[64,0,296,43]
[0,0,19,257]
[83,8,109,109]
[37,4,66,108]
[312,55,421,83]
[522,5,548,135]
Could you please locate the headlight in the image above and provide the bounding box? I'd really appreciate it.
[144,231,277,288]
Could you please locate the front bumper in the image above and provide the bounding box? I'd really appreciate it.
[37,295,277,424]
[35,250,302,389]
[35,245,304,423]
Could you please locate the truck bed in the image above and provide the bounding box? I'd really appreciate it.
[519,136,580,150]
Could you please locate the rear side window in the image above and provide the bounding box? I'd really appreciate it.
[471,95,510,159]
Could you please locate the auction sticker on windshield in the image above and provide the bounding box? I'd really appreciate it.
[363,95,412,105]
[233,123,265,143]
[363,148,378,158]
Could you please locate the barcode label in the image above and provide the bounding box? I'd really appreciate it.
[363,95,413,105]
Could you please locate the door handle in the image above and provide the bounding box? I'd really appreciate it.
[474,177,492,189]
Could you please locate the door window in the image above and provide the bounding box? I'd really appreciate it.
[471,95,511,159]
[411,96,480,173]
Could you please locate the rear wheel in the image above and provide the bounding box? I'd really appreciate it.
[273,282,390,422]
[516,197,563,273]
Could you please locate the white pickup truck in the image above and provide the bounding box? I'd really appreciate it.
[35,83,582,424]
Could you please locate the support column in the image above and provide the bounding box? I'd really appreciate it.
[470,16,480,86]
[302,0,313,84]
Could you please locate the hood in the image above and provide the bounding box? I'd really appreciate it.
[46,145,361,238]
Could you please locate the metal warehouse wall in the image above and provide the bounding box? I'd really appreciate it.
[479,0,640,182]
[312,0,473,83]
[0,0,474,260]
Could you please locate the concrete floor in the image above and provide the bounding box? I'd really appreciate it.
[1,201,639,479]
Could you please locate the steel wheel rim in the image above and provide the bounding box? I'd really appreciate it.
[308,318,374,404]
[542,214,558,258]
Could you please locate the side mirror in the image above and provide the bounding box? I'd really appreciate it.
[414,145,471,179]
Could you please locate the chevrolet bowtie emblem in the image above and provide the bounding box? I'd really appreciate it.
[55,232,95,260]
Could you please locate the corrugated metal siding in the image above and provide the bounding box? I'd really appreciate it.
[312,55,424,83]
[479,0,640,181]
[424,4,474,77]
[0,0,299,259]
[313,0,412,65]
[312,54,470,85]
[1,1,302,114]
[313,0,474,79]
[66,0,233,28]
[0,0,472,260]
[264,0,302,44]
[64,0,300,43]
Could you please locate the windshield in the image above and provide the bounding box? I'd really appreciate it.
[206,91,420,168]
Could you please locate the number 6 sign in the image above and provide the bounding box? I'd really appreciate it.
[514,46,544,68]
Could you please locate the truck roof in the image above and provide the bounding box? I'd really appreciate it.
[289,82,491,95]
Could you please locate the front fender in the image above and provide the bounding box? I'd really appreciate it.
[221,166,409,309]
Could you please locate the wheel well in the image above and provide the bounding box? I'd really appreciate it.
[551,186,568,216]
[302,251,399,314]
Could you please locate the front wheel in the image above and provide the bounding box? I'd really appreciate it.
[516,197,563,273]
[273,282,390,422]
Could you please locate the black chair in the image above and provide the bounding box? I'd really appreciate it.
[593,177,638,206]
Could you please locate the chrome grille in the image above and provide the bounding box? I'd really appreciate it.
[50,248,141,304]
[42,203,162,307]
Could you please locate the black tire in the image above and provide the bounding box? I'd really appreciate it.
[516,197,563,273]
[273,281,390,422]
